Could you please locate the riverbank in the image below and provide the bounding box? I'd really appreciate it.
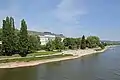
[0,47,108,68]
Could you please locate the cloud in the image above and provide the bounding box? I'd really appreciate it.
[54,0,86,24]
[50,0,88,37]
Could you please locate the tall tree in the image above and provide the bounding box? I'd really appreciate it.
[2,17,14,55]
[2,20,7,55]
[0,29,2,41]
[80,35,86,49]
[9,17,18,53]
[19,19,28,57]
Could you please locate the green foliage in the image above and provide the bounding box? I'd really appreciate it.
[45,37,64,51]
[63,38,70,49]
[80,35,86,49]
[75,38,81,49]
[63,38,81,49]
[101,42,107,46]
[54,37,64,51]
[9,17,19,52]
[0,29,2,41]
[28,35,41,51]
[28,51,58,56]
[1,17,42,57]
[99,43,105,49]
[1,17,16,56]
[18,19,28,57]
[0,16,104,58]
[86,36,100,48]
[0,54,72,63]
[68,38,76,49]
[45,40,55,51]
[40,45,46,50]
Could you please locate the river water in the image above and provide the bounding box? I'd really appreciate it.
[0,46,120,80]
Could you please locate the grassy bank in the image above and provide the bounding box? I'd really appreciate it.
[0,54,72,63]
[0,51,59,58]
[0,47,108,64]
[0,48,108,68]
[28,51,59,56]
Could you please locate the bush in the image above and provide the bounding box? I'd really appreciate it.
[40,45,46,50]
[19,50,28,57]
[99,43,105,49]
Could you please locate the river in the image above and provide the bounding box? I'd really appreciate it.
[0,46,120,80]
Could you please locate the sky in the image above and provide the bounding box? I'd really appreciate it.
[0,0,120,40]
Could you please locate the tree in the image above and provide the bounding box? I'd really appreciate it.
[99,43,105,49]
[80,35,86,49]
[0,29,2,41]
[69,38,77,49]
[54,37,64,51]
[63,38,80,50]
[2,20,7,55]
[101,42,107,46]
[19,19,28,57]
[86,36,100,48]
[63,38,71,49]
[45,40,55,51]
[1,17,15,56]
[36,35,41,50]
[9,17,18,54]
[28,35,41,52]
[75,38,81,49]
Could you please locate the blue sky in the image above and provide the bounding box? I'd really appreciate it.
[0,0,120,40]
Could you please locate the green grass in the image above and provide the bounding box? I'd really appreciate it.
[0,51,59,58]
[0,54,73,63]
[27,51,59,56]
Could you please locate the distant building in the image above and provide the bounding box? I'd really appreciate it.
[39,34,65,45]
[28,31,65,45]
[39,34,56,45]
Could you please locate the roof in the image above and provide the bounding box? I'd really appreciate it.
[28,31,65,38]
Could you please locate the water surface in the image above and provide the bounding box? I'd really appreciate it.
[0,46,120,80]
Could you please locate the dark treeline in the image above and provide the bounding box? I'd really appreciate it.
[0,17,106,57]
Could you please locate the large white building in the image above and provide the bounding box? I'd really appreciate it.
[38,32,65,45]
[39,34,56,45]
[29,31,65,45]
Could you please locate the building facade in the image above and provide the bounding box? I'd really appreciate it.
[39,35,65,45]
[39,35,56,45]
[29,31,65,45]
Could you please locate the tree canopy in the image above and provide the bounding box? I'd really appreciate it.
[2,17,15,56]
[1,17,41,57]
[86,36,100,48]
[63,38,81,50]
